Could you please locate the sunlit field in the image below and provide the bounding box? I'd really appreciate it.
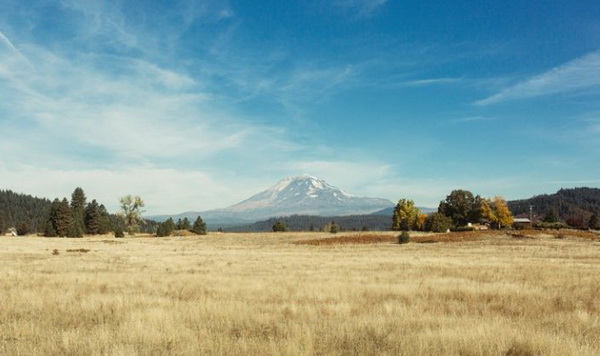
[1,230,599,355]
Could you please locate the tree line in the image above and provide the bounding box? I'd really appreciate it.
[393,189,515,232]
[44,188,112,237]
[0,190,52,234]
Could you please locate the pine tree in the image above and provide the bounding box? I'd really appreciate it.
[56,198,73,237]
[84,200,101,235]
[272,221,287,232]
[192,216,207,235]
[589,213,599,230]
[0,212,4,234]
[181,217,191,231]
[98,204,111,234]
[71,188,86,235]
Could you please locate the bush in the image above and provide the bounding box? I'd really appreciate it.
[426,213,453,233]
[450,226,475,232]
[398,231,410,244]
[272,221,287,232]
[114,227,125,238]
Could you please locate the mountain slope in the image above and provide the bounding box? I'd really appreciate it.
[156,175,394,226]
[508,187,600,226]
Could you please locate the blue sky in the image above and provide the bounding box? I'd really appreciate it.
[1,0,600,214]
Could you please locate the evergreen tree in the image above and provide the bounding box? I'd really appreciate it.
[192,216,207,235]
[543,208,559,223]
[71,187,87,234]
[272,221,287,232]
[16,222,30,236]
[0,212,4,234]
[589,213,599,230]
[176,218,183,230]
[157,218,177,237]
[98,204,111,234]
[84,200,101,235]
[56,198,74,237]
[181,217,192,231]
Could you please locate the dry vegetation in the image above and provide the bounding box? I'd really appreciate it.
[1,230,600,355]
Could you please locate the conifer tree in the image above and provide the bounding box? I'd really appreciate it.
[98,204,111,234]
[590,213,599,230]
[181,217,191,231]
[192,216,207,235]
[71,187,86,234]
[56,198,73,237]
[85,200,101,235]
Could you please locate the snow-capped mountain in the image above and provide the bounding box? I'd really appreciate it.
[153,175,394,225]
[225,174,392,216]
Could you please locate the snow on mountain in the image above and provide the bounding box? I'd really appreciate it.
[152,175,394,225]
[214,175,393,219]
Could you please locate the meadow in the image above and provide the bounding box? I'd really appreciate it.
[1,230,599,355]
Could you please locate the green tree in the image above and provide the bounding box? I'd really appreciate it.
[589,213,599,230]
[543,208,559,223]
[438,189,477,227]
[16,222,30,236]
[392,198,420,231]
[98,204,111,234]
[0,212,5,234]
[84,200,101,235]
[426,212,453,232]
[398,231,410,244]
[56,198,74,237]
[272,221,287,232]
[70,187,87,235]
[119,195,145,235]
[157,218,176,237]
[192,216,207,235]
[181,217,192,231]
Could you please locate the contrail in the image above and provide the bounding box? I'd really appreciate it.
[0,30,26,59]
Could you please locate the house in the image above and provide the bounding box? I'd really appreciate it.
[513,218,531,229]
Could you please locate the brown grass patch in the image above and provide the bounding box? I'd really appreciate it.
[296,234,395,245]
[66,248,90,253]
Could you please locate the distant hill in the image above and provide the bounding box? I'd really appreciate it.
[508,187,600,227]
[225,214,393,232]
[0,190,52,233]
[371,206,436,216]
[151,175,395,227]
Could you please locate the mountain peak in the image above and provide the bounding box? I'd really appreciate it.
[222,175,390,217]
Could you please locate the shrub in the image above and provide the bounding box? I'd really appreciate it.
[426,213,453,232]
[398,231,410,244]
[450,226,475,232]
[114,227,125,238]
[272,221,287,232]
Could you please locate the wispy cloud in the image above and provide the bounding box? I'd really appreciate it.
[333,0,389,18]
[475,51,600,106]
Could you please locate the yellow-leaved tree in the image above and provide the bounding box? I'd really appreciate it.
[480,196,514,229]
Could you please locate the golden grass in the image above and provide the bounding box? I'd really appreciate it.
[1,231,599,355]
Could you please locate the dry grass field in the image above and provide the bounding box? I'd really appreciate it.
[1,230,600,355]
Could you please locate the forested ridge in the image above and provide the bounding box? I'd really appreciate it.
[0,190,52,233]
[226,214,393,232]
[508,187,600,227]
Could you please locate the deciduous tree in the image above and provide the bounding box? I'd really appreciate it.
[119,195,145,235]
[438,190,477,227]
[392,199,420,231]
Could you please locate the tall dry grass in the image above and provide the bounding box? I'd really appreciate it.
[0,231,599,355]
